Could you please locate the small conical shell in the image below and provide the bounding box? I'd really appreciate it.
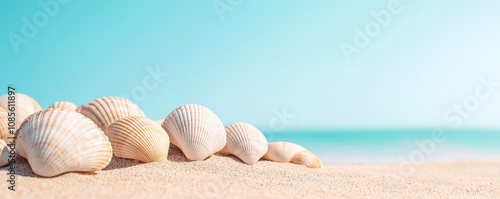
[0,140,10,167]
[49,101,77,111]
[16,109,113,177]
[162,104,226,161]
[263,142,322,168]
[79,97,145,130]
[0,93,42,123]
[105,116,170,162]
[221,122,268,165]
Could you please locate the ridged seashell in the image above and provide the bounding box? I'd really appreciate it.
[105,116,170,162]
[79,97,145,130]
[263,142,322,168]
[0,93,42,123]
[49,101,77,111]
[0,107,21,144]
[16,109,113,177]
[220,122,268,165]
[162,104,226,161]
[0,140,10,167]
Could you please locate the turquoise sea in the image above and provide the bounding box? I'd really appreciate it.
[263,129,500,164]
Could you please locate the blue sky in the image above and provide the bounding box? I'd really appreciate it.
[1,1,499,130]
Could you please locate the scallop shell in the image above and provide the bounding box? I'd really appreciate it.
[16,109,113,177]
[49,101,77,111]
[0,93,42,123]
[162,104,226,161]
[79,97,145,130]
[220,122,268,165]
[105,116,170,162]
[0,140,10,167]
[0,107,21,144]
[263,142,322,168]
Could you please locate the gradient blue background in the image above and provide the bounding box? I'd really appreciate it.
[1,1,499,132]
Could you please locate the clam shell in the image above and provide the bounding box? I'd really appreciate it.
[263,142,322,168]
[79,97,145,130]
[0,93,42,123]
[16,109,113,177]
[162,104,226,161]
[49,101,77,111]
[221,122,268,165]
[105,116,170,162]
[0,140,10,167]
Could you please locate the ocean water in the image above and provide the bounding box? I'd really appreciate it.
[262,129,500,164]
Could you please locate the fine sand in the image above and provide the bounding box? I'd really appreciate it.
[0,146,499,199]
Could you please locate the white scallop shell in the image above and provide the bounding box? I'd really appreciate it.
[0,106,21,144]
[0,93,42,123]
[49,101,77,111]
[16,109,113,177]
[263,142,322,168]
[0,140,10,167]
[79,97,145,130]
[105,116,170,162]
[162,104,226,161]
[220,122,268,165]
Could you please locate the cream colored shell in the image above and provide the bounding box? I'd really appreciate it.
[221,122,268,165]
[162,104,226,161]
[16,109,113,177]
[79,97,145,130]
[105,116,170,162]
[0,140,10,167]
[0,93,42,124]
[49,101,77,111]
[263,142,322,168]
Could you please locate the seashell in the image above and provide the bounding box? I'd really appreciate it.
[162,104,226,161]
[105,116,170,162]
[76,106,82,113]
[0,107,21,144]
[79,97,145,131]
[263,142,322,168]
[49,101,77,111]
[220,122,268,165]
[0,93,42,123]
[0,140,10,167]
[16,109,113,177]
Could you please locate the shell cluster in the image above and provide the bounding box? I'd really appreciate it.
[0,94,323,177]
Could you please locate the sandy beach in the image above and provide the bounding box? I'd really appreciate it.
[0,145,499,199]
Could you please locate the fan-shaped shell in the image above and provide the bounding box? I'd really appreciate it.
[105,116,170,162]
[162,104,226,161]
[263,142,322,168]
[0,140,10,167]
[16,109,113,177]
[49,101,77,111]
[0,93,42,124]
[221,122,268,165]
[79,97,145,130]
[0,107,21,144]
